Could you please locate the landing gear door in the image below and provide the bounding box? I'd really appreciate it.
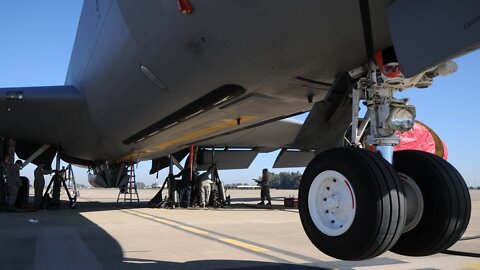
[388,0,480,77]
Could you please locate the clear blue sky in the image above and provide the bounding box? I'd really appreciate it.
[1,1,479,187]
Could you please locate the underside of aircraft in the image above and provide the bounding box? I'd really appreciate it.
[0,0,479,261]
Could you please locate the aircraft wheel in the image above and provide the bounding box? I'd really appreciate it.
[391,150,471,256]
[299,147,405,260]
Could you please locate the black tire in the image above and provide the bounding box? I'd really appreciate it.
[299,147,405,260]
[390,150,471,256]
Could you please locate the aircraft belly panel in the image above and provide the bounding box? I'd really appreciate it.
[388,0,480,77]
[226,1,367,82]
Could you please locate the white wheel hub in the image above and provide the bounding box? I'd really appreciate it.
[308,170,356,236]
[399,173,424,233]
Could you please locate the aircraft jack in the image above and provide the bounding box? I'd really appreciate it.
[148,149,229,209]
[64,164,79,201]
[42,168,77,209]
[148,174,172,208]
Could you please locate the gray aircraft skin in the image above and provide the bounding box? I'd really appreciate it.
[1,1,392,163]
[1,0,479,261]
[0,0,477,164]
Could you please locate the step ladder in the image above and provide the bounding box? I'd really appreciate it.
[117,162,139,203]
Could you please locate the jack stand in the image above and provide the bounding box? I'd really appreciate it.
[148,154,185,208]
[166,154,181,208]
[148,175,170,208]
[41,154,76,209]
[64,164,79,207]
[210,165,227,208]
[167,173,178,208]
[42,172,76,209]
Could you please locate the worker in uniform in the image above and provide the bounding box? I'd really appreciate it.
[33,164,54,209]
[50,168,66,209]
[4,160,24,210]
[177,164,196,208]
[257,168,271,205]
[198,165,215,208]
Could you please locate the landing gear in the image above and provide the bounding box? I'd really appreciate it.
[391,150,471,256]
[299,50,470,260]
[299,147,405,260]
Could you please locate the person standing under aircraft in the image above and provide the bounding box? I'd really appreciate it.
[4,160,24,210]
[257,168,271,205]
[33,164,54,209]
[198,165,215,208]
[176,164,196,208]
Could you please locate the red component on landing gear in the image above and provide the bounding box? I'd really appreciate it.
[368,121,448,160]
[373,50,402,78]
[394,121,448,160]
[177,0,193,14]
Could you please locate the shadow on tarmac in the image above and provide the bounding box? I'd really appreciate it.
[114,260,329,270]
[66,199,298,213]
[0,200,408,270]
[0,213,326,269]
[229,196,287,203]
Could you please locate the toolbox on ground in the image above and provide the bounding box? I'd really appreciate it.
[284,197,298,208]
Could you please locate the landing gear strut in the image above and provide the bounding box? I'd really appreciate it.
[299,53,470,260]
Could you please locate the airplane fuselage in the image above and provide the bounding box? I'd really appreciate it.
[62,0,392,162]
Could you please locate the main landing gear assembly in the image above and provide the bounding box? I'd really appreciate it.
[299,52,471,260]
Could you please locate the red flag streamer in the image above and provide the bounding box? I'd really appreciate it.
[177,0,193,14]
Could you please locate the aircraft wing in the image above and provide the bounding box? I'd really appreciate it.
[149,118,316,173]
[195,118,304,151]
[0,86,96,167]
[148,74,354,174]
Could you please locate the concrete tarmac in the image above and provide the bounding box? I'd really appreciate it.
[0,188,479,270]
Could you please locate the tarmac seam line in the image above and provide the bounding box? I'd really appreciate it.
[79,198,327,264]
[122,209,269,253]
[118,209,297,263]
[118,207,326,264]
